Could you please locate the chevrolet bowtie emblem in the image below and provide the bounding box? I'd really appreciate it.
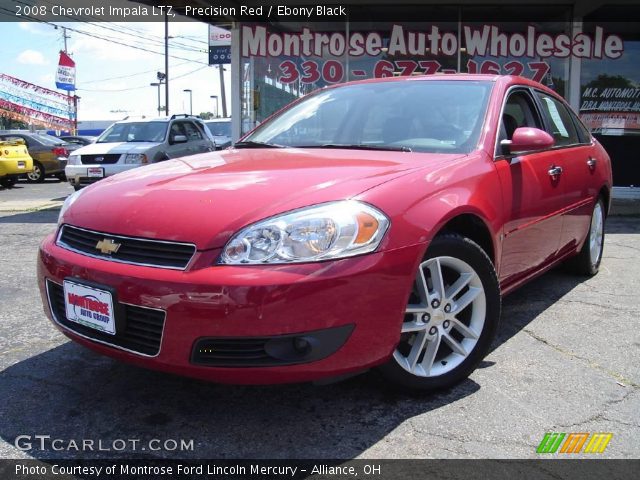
[95,238,121,255]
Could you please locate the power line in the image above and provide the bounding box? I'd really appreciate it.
[1,4,209,63]
[78,61,191,85]
[13,0,208,53]
[76,65,209,92]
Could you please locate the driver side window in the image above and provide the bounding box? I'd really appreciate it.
[497,90,543,155]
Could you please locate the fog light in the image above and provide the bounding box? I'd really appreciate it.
[293,337,311,354]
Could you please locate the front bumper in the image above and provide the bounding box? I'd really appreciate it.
[65,164,136,187]
[38,232,423,384]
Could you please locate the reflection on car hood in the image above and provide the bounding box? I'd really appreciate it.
[63,147,462,250]
[72,142,161,155]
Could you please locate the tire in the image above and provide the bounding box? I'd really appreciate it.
[0,177,17,188]
[378,234,501,391]
[26,161,45,183]
[73,185,83,191]
[565,198,605,276]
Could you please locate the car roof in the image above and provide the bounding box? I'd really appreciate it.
[316,74,560,103]
[330,73,552,91]
[114,115,204,124]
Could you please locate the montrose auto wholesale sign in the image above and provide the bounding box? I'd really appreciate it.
[241,24,623,83]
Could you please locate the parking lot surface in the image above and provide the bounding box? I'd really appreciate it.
[0,182,638,460]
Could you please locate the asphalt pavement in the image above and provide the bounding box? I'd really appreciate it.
[0,180,638,460]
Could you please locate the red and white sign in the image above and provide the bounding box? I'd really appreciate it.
[209,25,231,47]
[55,51,76,92]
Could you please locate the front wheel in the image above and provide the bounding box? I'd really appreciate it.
[378,234,501,391]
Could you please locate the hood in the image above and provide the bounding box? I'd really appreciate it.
[72,142,161,155]
[63,147,461,250]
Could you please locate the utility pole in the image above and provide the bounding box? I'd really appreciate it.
[219,65,227,118]
[164,13,169,116]
[62,27,77,134]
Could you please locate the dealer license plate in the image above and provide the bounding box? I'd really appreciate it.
[87,167,104,178]
[17,161,25,169]
[63,280,116,335]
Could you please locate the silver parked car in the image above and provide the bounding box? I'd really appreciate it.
[65,115,216,190]
[204,118,232,150]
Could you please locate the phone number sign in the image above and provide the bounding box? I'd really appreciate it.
[277,59,551,85]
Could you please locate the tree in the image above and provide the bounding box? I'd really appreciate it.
[199,111,214,120]
[584,74,635,91]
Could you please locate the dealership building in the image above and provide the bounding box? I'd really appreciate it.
[179,0,640,192]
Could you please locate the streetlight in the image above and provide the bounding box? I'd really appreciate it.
[183,89,192,115]
[210,95,219,118]
[150,82,162,116]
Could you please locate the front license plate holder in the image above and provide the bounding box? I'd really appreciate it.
[63,278,121,335]
[87,167,104,178]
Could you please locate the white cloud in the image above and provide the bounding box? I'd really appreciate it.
[17,49,48,65]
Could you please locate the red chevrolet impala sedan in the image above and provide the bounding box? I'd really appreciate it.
[38,75,612,391]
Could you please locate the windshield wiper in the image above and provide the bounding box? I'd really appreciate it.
[234,140,285,149]
[294,144,412,152]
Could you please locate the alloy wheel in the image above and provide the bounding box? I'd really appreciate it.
[394,256,486,377]
[27,164,43,182]
[589,201,604,267]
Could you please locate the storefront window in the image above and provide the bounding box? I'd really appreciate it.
[460,6,571,97]
[580,19,640,136]
[238,7,575,134]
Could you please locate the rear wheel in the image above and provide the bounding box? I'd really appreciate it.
[566,198,605,276]
[26,161,45,183]
[379,234,501,391]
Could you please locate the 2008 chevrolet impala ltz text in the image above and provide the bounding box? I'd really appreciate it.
[37,75,612,391]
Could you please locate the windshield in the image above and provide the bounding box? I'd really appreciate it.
[206,121,231,137]
[97,122,167,143]
[245,80,492,154]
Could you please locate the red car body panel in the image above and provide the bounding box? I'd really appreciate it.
[37,75,613,384]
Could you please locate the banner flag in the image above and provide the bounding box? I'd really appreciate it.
[55,51,76,91]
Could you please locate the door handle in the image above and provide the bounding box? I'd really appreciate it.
[548,166,563,177]
[587,157,597,169]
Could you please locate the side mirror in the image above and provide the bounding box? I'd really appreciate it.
[500,127,554,155]
[171,134,188,144]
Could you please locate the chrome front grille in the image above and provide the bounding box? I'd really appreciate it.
[57,225,196,270]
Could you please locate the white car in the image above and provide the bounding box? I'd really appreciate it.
[65,115,216,190]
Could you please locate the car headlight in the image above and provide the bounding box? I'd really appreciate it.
[124,153,148,164]
[67,155,80,165]
[57,189,84,225]
[220,201,390,265]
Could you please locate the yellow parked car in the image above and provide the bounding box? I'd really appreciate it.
[0,138,34,188]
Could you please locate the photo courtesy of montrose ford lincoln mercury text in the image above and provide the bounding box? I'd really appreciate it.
[37,75,612,391]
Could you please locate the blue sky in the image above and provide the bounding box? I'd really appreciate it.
[0,20,230,121]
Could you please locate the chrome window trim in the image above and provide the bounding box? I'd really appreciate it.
[493,85,593,161]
